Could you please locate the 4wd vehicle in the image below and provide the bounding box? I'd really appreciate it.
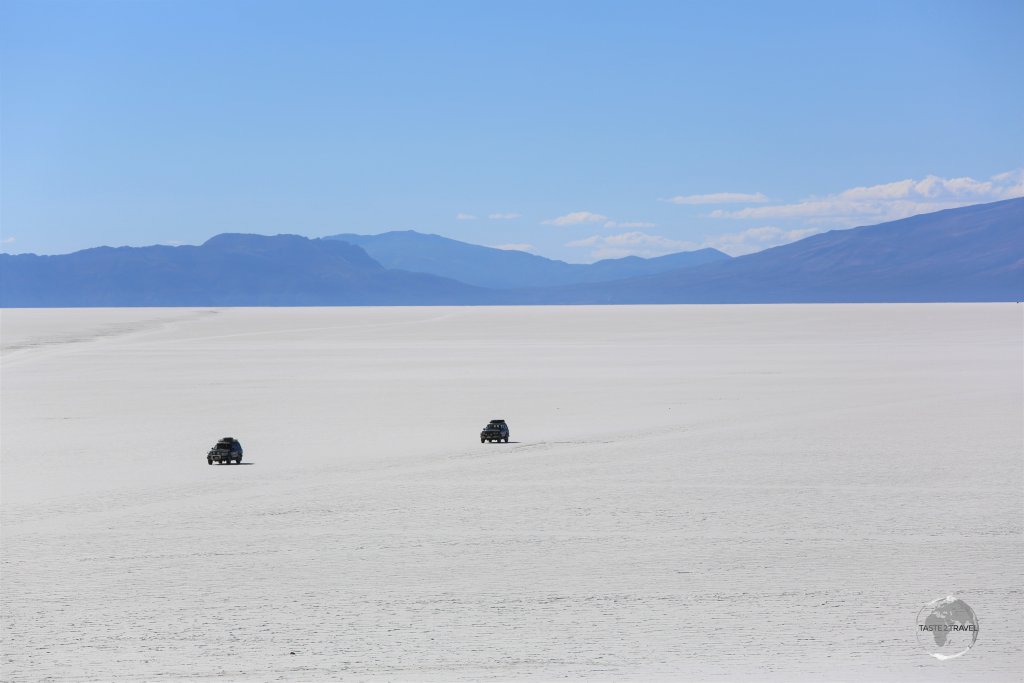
[480,419,509,443]
[208,437,243,465]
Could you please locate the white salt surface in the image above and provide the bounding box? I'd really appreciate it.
[2,305,1021,681]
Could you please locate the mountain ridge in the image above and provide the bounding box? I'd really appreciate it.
[323,230,729,288]
[513,197,1023,303]
[2,198,1021,306]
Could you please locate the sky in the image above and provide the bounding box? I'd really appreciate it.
[2,0,1022,262]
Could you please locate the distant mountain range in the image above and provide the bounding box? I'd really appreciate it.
[324,231,729,289]
[516,197,1024,303]
[2,198,1021,306]
[0,234,491,307]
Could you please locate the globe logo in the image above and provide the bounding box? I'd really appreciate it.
[916,596,979,660]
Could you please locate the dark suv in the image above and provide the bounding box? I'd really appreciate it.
[208,437,243,465]
[480,419,509,443]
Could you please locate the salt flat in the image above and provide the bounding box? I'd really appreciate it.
[2,304,1021,681]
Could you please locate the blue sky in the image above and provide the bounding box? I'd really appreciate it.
[2,0,1022,261]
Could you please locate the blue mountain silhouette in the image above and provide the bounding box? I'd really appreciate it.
[2,198,1021,306]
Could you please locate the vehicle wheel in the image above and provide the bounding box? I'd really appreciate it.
[481,438,485,443]
[208,458,213,465]
[504,436,509,443]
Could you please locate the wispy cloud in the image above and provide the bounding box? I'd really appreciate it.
[566,231,700,260]
[709,170,1024,225]
[1,236,15,245]
[664,192,769,205]
[488,212,521,220]
[456,212,478,220]
[565,235,599,247]
[542,211,658,230]
[492,243,536,253]
[703,226,821,256]
[604,220,657,229]
[542,211,608,226]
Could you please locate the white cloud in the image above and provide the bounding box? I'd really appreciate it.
[709,170,1024,225]
[566,231,701,260]
[543,212,657,230]
[603,220,657,229]
[456,212,478,220]
[565,235,601,248]
[1,236,15,244]
[492,243,536,253]
[993,168,1024,190]
[488,212,521,220]
[703,226,821,256]
[664,192,769,205]
[542,211,609,226]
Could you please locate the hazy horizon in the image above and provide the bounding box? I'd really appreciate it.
[4,196,1021,265]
